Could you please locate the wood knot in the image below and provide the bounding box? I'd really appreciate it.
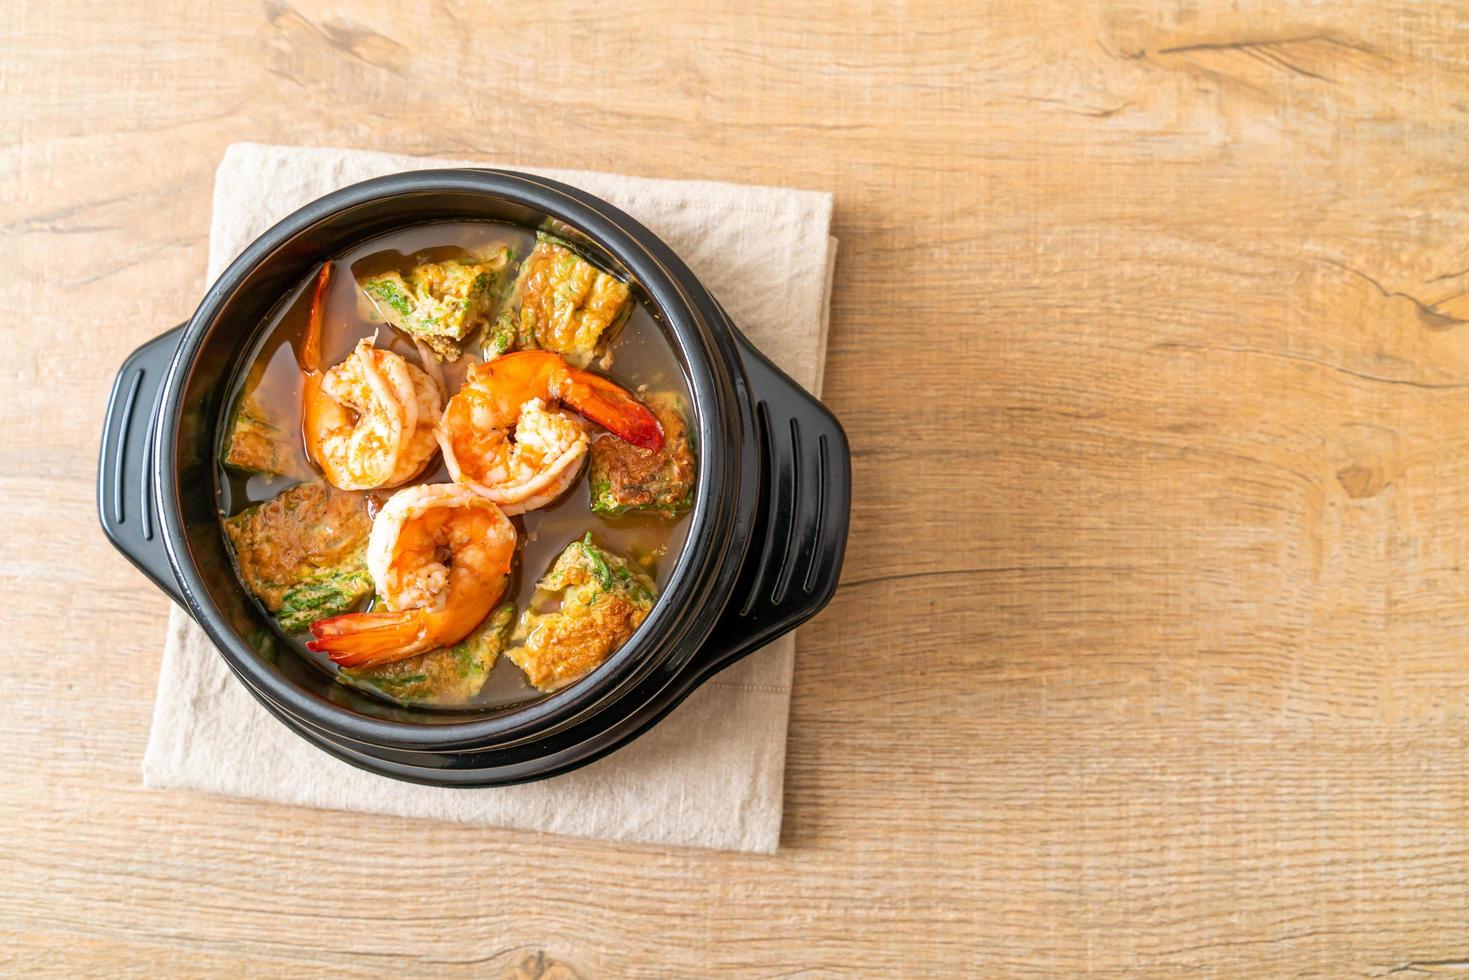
[500,949,586,980]
[1328,424,1400,500]
[1335,463,1390,499]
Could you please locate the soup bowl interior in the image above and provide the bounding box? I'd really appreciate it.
[157,171,749,750]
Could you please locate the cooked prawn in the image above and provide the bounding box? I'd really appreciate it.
[307,484,516,667]
[381,344,443,486]
[300,264,442,490]
[436,350,663,515]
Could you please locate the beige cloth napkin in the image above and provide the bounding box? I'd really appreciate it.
[141,144,836,853]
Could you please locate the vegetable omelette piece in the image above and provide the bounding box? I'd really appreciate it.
[509,534,657,692]
[358,248,512,361]
[588,392,695,517]
[222,366,307,479]
[486,234,631,365]
[339,602,516,705]
[221,481,375,634]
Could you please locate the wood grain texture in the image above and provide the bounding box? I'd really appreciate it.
[3,0,1469,974]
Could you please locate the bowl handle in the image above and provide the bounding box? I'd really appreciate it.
[98,325,188,606]
[688,326,852,684]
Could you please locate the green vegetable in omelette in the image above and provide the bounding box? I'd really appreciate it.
[588,392,695,517]
[487,233,631,366]
[357,248,512,361]
[339,602,518,704]
[508,534,656,692]
[221,366,308,479]
[220,481,375,634]
[274,564,375,636]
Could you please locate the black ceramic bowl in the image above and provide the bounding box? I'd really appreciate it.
[99,169,849,785]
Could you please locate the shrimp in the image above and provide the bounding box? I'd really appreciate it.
[436,350,664,515]
[299,264,442,490]
[381,344,443,486]
[307,484,516,668]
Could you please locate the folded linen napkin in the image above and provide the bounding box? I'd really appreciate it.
[141,143,836,853]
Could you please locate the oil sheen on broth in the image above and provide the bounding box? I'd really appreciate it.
[216,220,693,710]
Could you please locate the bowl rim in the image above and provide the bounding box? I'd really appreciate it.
[154,168,752,752]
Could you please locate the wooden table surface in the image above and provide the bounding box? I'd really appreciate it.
[5,1,1469,975]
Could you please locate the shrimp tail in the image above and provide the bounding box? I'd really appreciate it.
[301,262,337,478]
[307,608,428,668]
[300,262,332,375]
[473,351,665,451]
[557,367,665,452]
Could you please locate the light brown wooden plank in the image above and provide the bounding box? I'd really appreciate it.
[4,0,1469,974]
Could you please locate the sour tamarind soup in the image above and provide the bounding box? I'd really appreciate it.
[216,221,696,710]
